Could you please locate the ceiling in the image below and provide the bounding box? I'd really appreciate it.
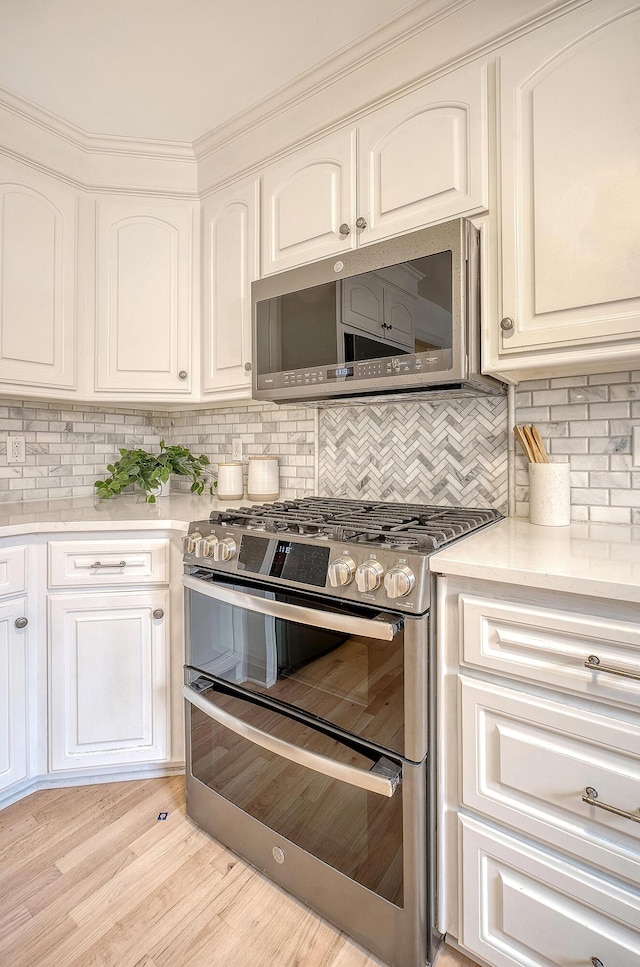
[0,0,418,143]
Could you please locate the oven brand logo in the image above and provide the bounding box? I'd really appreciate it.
[272,846,285,864]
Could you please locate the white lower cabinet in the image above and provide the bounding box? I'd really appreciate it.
[0,596,29,794]
[437,575,640,967]
[48,590,170,771]
[460,814,640,967]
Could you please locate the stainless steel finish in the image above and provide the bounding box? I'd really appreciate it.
[184,532,202,555]
[327,555,356,587]
[14,617,28,629]
[90,560,127,569]
[585,654,640,682]
[212,537,237,562]
[184,683,399,797]
[181,535,192,553]
[355,216,367,229]
[355,559,385,593]
[384,564,416,599]
[183,574,403,641]
[200,537,216,558]
[152,608,164,619]
[244,361,252,371]
[592,959,605,967]
[339,222,350,235]
[178,370,188,379]
[582,786,640,824]
[500,317,515,331]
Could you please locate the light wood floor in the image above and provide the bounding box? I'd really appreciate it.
[0,777,478,967]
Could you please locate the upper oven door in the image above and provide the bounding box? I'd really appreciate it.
[183,572,428,761]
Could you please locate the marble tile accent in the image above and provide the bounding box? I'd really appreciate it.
[514,371,640,524]
[317,396,509,512]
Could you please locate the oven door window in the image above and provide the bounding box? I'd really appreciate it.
[186,578,405,756]
[187,683,404,907]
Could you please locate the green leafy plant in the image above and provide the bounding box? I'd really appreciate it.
[95,440,216,503]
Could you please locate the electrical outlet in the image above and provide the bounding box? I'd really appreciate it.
[632,425,640,467]
[7,436,26,464]
[232,438,243,462]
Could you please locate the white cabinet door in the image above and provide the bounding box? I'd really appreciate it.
[261,128,357,275]
[49,591,169,771]
[202,177,259,400]
[497,0,640,358]
[0,159,76,392]
[0,597,29,793]
[95,197,195,395]
[358,62,488,245]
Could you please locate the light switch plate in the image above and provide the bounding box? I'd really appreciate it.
[632,425,640,467]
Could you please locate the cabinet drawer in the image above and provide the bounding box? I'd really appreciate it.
[460,676,640,888]
[48,539,169,588]
[0,545,26,599]
[460,814,640,967]
[459,593,640,710]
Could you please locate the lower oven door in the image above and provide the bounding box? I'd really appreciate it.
[183,572,428,761]
[183,677,427,967]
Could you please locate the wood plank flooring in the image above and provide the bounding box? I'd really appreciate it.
[0,777,478,967]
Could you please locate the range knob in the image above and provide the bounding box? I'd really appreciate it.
[198,537,217,558]
[355,560,385,593]
[213,537,237,562]
[384,565,416,599]
[183,531,202,555]
[327,556,356,587]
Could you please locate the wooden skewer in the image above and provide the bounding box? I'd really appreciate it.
[514,425,535,462]
[523,425,543,463]
[531,426,549,463]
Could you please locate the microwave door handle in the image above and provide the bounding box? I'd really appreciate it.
[183,684,400,798]
[182,574,402,641]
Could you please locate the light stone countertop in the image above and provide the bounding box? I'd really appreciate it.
[430,517,640,605]
[0,494,260,537]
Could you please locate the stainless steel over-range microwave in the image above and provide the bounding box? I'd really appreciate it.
[251,218,503,404]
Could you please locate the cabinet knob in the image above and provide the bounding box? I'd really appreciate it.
[244,362,252,372]
[178,370,188,380]
[592,959,605,967]
[355,216,367,230]
[14,617,28,629]
[339,223,350,236]
[500,317,515,332]
[152,609,164,620]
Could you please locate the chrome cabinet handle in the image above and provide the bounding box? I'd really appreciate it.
[582,786,640,825]
[90,561,127,569]
[339,222,350,236]
[182,574,403,641]
[585,654,640,682]
[355,216,367,229]
[183,684,400,798]
[152,609,164,619]
[500,317,514,332]
[178,370,188,380]
[14,617,28,629]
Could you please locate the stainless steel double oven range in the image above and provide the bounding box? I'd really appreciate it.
[182,498,499,966]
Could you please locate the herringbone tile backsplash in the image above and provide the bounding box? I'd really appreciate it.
[318,397,509,511]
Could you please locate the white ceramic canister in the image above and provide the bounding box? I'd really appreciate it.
[528,460,571,526]
[216,462,244,500]
[248,456,279,501]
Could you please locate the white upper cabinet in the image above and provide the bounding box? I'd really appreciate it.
[358,63,488,245]
[492,0,640,376]
[261,61,488,275]
[261,129,356,275]
[0,159,77,393]
[94,196,196,397]
[202,177,259,400]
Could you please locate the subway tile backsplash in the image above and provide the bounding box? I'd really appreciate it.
[514,370,640,524]
[1,369,638,522]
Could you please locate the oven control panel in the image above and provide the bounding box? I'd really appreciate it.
[183,521,431,614]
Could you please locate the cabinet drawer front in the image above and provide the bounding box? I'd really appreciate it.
[460,593,640,708]
[461,676,640,887]
[48,540,169,588]
[0,545,26,598]
[460,814,640,967]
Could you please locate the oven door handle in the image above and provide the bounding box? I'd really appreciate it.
[182,574,403,641]
[183,683,400,798]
